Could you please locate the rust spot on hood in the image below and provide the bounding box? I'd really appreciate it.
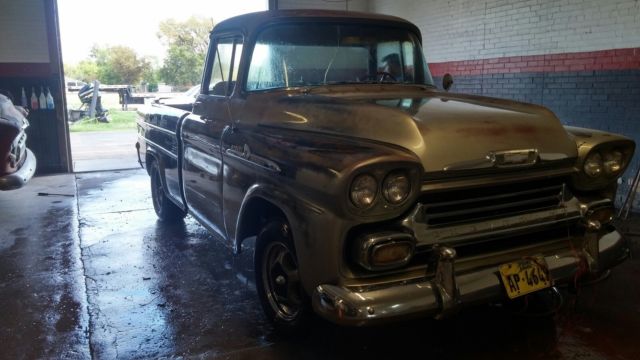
[512,124,538,135]
[455,126,509,137]
[455,124,541,137]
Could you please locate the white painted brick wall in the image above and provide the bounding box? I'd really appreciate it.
[277,0,369,11]
[0,0,49,63]
[369,0,640,62]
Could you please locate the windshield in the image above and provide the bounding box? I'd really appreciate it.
[246,23,434,91]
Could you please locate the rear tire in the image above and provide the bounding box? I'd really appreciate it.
[150,161,186,222]
[255,220,310,334]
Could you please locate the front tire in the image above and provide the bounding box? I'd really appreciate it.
[150,161,186,222]
[255,220,310,333]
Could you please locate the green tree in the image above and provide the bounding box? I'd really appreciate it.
[66,60,100,83]
[157,16,213,86]
[89,45,151,85]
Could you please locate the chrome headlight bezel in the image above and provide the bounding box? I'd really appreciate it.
[349,173,378,209]
[583,152,604,177]
[603,150,624,175]
[382,171,411,205]
[346,164,421,216]
[572,140,635,191]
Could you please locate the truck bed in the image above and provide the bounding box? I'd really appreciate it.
[136,103,192,210]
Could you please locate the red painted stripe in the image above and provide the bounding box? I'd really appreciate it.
[429,48,640,77]
[0,63,52,77]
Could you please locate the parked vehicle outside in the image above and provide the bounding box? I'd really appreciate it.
[136,10,635,331]
[153,84,200,111]
[65,78,87,91]
[0,93,36,190]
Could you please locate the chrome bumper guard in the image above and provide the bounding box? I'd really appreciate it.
[312,229,628,326]
[0,148,36,190]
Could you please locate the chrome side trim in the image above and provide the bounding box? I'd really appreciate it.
[225,149,281,173]
[143,138,178,160]
[184,146,221,178]
[145,122,178,136]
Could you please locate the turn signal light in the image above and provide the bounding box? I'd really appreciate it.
[355,233,415,271]
[371,241,413,267]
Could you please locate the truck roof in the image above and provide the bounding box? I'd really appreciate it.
[212,9,422,43]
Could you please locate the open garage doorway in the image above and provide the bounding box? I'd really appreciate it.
[58,0,267,172]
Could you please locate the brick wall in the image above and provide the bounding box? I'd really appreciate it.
[0,0,49,63]
[368,0,640,207]
[370,0,640,63]
[276,0,369,11]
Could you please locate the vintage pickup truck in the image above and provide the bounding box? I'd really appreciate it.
[137,10,635,330]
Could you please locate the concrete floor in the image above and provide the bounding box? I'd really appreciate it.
[1,169,639,359]
[70,131,140,172]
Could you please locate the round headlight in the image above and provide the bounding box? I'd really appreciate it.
[383,172,411,205]
[584,152,603,177]
[350,174,377,208]
[604,150,623,175]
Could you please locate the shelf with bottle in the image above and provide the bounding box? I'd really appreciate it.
[25,86,55,111]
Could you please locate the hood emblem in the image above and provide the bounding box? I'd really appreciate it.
[488,149,539,168]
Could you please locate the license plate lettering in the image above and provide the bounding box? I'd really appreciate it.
[506,273,521,294]
[499,258,551,299]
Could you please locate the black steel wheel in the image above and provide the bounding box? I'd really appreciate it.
[255,220,310,333]
[150,161,186,222]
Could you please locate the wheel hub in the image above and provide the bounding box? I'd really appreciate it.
[263,241,302,321]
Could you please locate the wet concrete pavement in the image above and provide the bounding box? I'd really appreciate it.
[1,169,640,359]
[0,174,88,359]
[70,130,140,172]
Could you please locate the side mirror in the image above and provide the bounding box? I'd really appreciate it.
[442,73,453,92]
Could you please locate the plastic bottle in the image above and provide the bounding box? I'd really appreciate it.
[39,86,46,109]
[21,87,27,108]
[46,87,55,109]
[30,87,39,110]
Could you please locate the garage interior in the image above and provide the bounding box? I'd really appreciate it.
[1,0,639,359]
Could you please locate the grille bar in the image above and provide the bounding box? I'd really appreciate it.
[425,194,561,221]
[422,185,562,209]
[419,179,566,227]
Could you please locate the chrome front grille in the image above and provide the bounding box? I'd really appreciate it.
[418,178,568,228]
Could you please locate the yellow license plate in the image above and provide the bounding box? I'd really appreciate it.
[499,258,551,299]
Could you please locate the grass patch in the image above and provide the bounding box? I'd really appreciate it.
[69,110,137,132]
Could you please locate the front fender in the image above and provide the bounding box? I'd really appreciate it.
[233,182,333,250]
[234,183,347,294]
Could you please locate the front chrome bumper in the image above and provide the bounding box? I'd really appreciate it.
[312,229,628,326]
[0,148,36,191]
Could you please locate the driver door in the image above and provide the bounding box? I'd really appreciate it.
[182,35,242,238]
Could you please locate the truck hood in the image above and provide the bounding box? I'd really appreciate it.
[258,89,578,173]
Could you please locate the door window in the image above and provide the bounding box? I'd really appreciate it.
[208,36,243,96]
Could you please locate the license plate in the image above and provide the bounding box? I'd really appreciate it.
[499,258,551,299]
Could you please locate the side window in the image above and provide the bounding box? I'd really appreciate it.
[208,36,243,96]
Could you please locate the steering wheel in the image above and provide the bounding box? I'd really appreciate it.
[376,71,397,83]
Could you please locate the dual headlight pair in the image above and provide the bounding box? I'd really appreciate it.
[350,171,411,209]
[583,149,625,178]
